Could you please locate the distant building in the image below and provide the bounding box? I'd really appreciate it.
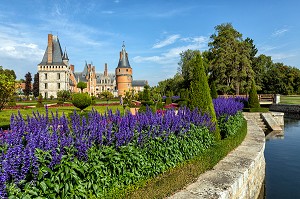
[37,34,147,98]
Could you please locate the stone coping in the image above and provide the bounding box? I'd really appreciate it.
[168,114,265,199]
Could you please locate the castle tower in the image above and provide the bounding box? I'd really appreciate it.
[115,42,132,96]
[37,34,71,98]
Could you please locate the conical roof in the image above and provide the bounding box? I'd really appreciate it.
[117,42,131,68]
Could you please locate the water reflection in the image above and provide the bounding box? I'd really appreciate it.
[264,117,300,199]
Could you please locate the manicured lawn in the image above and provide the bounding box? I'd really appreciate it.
[0,104,125,129]
[280,95,300,105]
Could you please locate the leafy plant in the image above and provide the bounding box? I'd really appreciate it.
[72,93,92,111]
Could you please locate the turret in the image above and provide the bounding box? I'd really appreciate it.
[115,42,132,96]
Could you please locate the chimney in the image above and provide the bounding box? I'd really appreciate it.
[47,34,53,63]
[104,63,108,76]
[70,64,74,72]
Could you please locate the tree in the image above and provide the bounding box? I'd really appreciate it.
[0,66,16,80]
[189,52,220,140]
[57,90,71,104]
[208,23,253,95]
[77,82,87,92]
[0,73,15,111]
[33,73,39,97]
[23,72,32,97]
[178,49,201,89]
[72,93,92,111]
[248,80,260,108]
[210,81,218,99]
[142,85,151,101]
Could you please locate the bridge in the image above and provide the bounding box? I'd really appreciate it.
[219,94,277,105]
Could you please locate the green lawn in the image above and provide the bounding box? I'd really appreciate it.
[280,95,300,105]
[0,104,125,129]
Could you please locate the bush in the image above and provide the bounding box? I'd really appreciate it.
[218,112,244,139]
[165,97,172,105]
[72,93,92,111]
[178,100,188,107]
[36,94,44,108]
[248,80,260,108]
[141,101,154,106]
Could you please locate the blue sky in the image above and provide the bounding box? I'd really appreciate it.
[0,0,300,86]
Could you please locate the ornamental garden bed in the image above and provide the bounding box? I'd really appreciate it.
[0,97,245,198]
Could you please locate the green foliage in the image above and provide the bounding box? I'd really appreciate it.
[23,72,32,96]
[36,94,44,108]
[188,53,220,140]
[218,112,244,139]
[248,80,260,108]
[72,93,92,111]
[208,23,253,95]
[57,90,71,104]
[128,118,247,198]
[142,85,151,101]
[165,97,172,105]
[32,73,39,97]
[77,82,87,92]
[99,91,114,105]
[210,81,218,99]
[0,73,15,111]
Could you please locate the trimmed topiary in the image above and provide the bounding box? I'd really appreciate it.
[210,81,218,99]
[248,80,260,108]
[36,94,44,108]
[189,53,220,140]
[72,93,92,111]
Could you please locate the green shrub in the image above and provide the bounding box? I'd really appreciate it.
[218,112,244,139]
[210,81,218,99]
[165,97,172,105]
[178,100,188,107]
[248,80,260,108]
[72,93,92,111]
[36,94,44,108]
[91,95,96,105]
[189,53,220,140]
[141,101,154,106]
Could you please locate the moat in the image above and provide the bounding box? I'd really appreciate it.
[265,117,300,198]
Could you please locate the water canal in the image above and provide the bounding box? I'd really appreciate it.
[264,117,300,198]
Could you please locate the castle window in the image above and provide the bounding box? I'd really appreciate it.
[126,69,128,72]
[56,66,57,68]
[45,83,48,89]
[57,73,60,80]
[57,83,60,89]
[45,73,47,80]
[119,69,120,72]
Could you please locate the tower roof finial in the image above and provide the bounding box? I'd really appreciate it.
[122,41,125,49]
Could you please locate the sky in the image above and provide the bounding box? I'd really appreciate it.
[0,0,300,86]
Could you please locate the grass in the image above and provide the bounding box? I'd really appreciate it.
[122,119,248,199]
[0,104,126,129]
[280,95,300,105]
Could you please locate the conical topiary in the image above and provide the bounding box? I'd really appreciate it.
[189,53,220,140]
[248,79,260,108]
[210,81,218,99]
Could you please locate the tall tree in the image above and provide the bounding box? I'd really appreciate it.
[33,73,39,97]
[0,73,15,111]
[0,66,16,80]
[208,23,253,95]
[23,72,32,96]
[189,52,220,140]
[178,49,200,89]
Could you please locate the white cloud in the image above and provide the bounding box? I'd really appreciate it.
[153,34,180,49]
[134,35,208,65]
[268,52,295,60]
[272,28,288,37]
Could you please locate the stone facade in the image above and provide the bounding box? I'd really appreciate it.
[38,34,147,98]
[169,114,266,199]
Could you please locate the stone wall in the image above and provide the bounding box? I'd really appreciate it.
[269,104,300,114]
[169,114,265,199]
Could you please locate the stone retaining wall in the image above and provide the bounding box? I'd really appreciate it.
[269,104,300,114]
[169,114,265,199]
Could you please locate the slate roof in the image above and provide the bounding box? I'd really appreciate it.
[39,35,65,65]
[117,43,131,68]
[132,80,148,87]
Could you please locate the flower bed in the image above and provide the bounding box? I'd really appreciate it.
[0,97,244,198]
